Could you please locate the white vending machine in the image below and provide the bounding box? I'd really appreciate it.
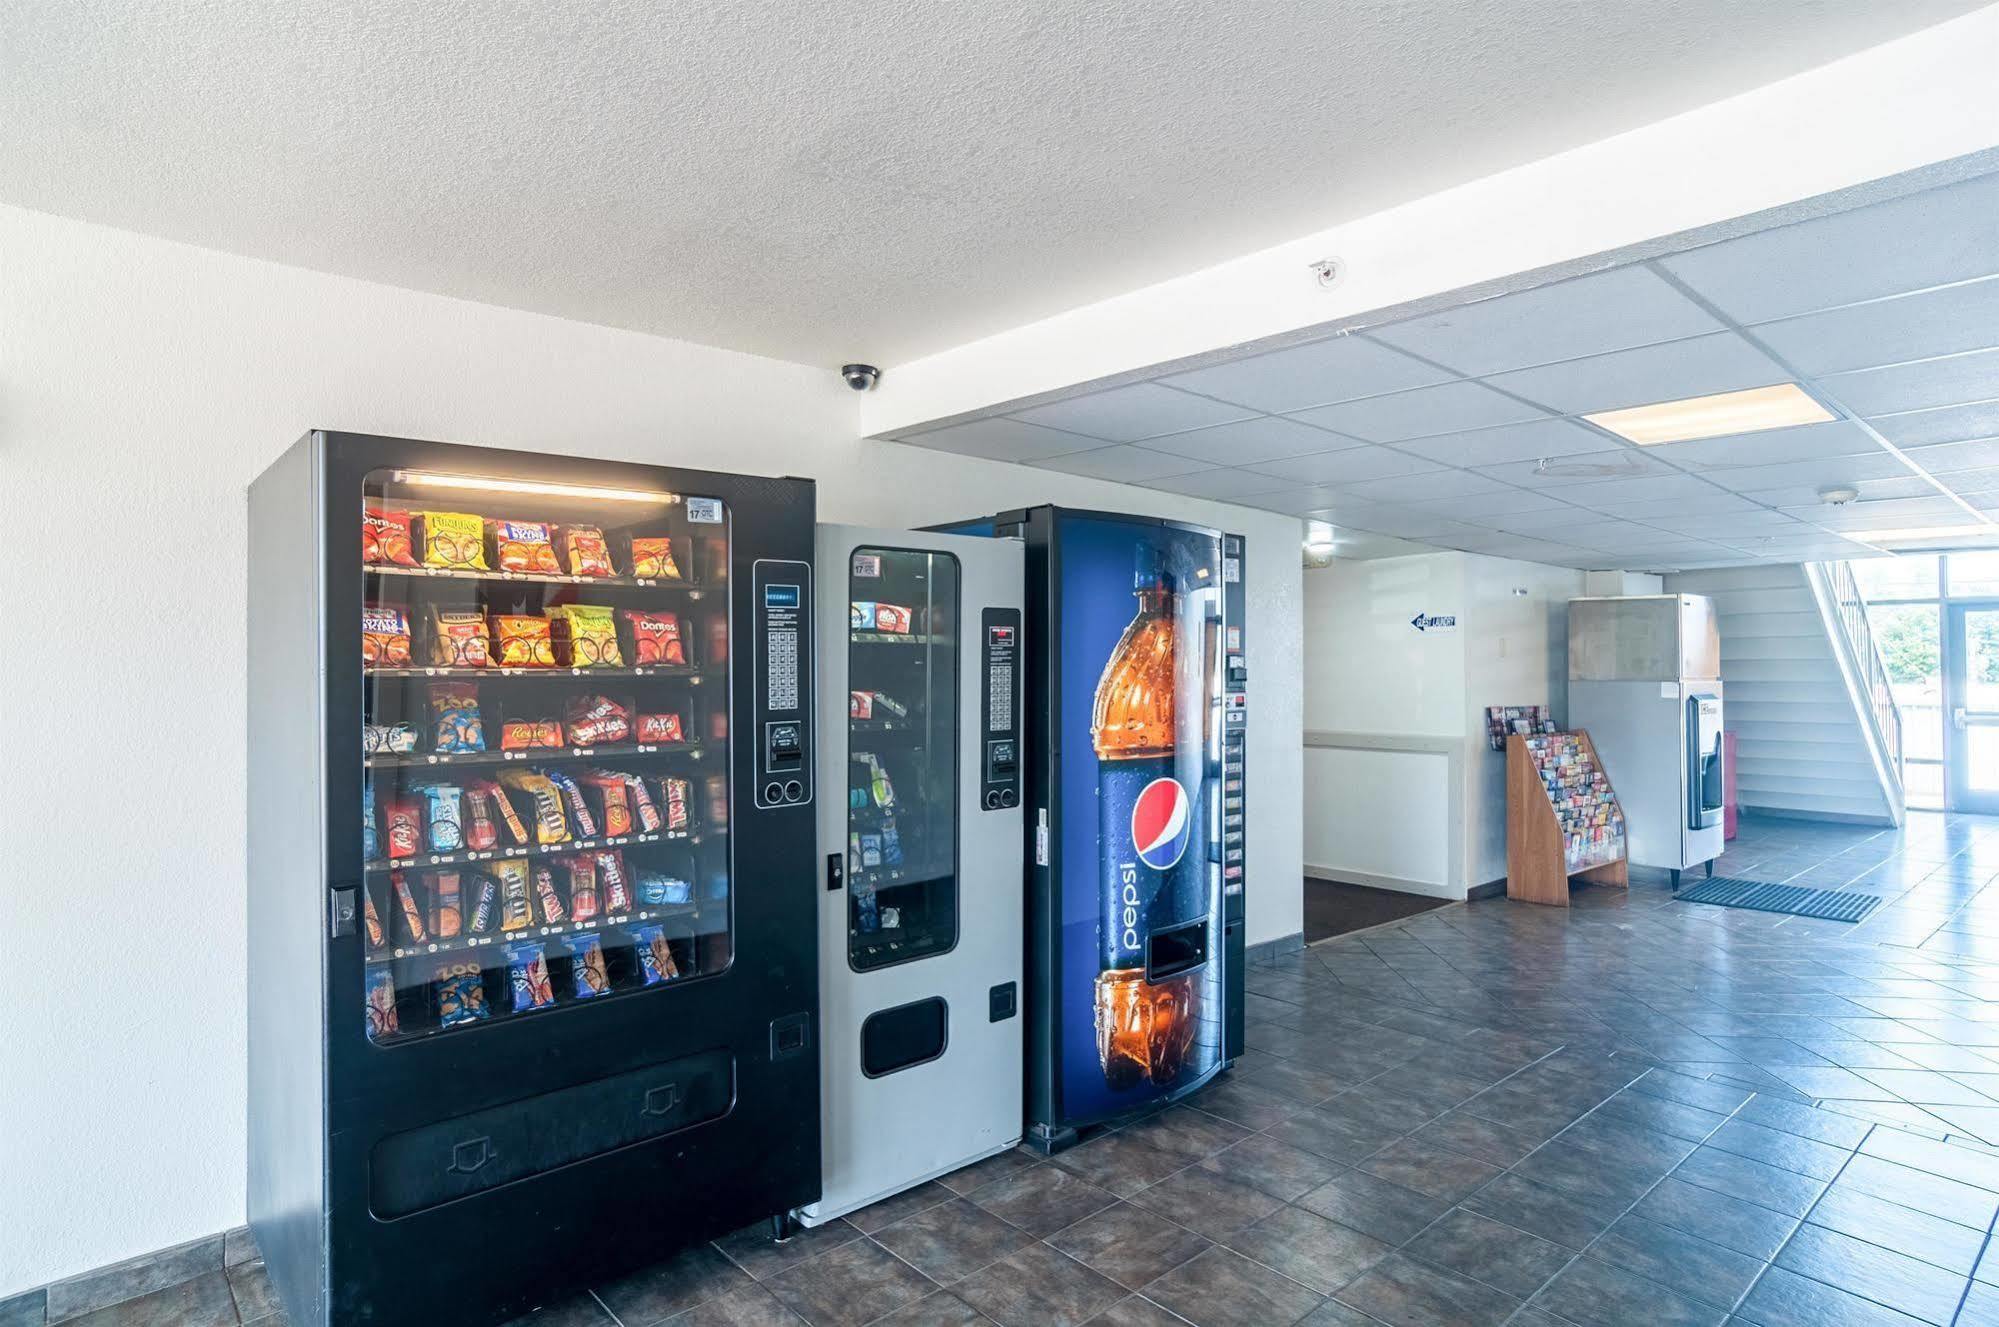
[1568,594,1726,888]
[797,525,1025,1224]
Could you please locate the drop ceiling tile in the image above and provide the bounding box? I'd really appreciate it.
[1245,446,1444,485]
[1657,171,1999,324]
[1641,510,1811,537]
[1462,505,1607,532]
[1551,473,1729,508]
[1028,445,1212,482]
[901,416,1104,463]
[1335,469,1515,504]
[1134,467,1293,500]
[1412,489,1576,518]
[1636,419,1884,471]
[1530,518,1677,547]
[1287,380,1546,443]
[1366,266,1723,376]
[1135,414,1363,464]
[1789,496,1974,530]
[1751,277,1999,377]
[1241,485,1363,515]
[1451,535,1602,565]
[1735,476,1937,507]
[1341,510,1491,539]
[1011,383,1256,441]
[1900,435,1999,476]
[1157,334,1451,413]
[1701,451,1914,492]
[1394,417,1614,466]
[1472,451,1672,488]
[1583,491,1764,517]
[1820,347,1999,418]
[1868,400,1999,448]
[1484,332,1788,416]
[1733,534,1880,557]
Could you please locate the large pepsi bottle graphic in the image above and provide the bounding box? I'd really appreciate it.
[1091,545,1203,1091]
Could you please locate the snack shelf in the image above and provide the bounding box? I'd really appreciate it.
[365,741,706,769]
[850,632,951,646]
[364,563,710,593]
[365,827,694,874]
[850,925,952,964]
[364,664,717,680]
[850,865,931,890]
[847,719,922,736]
[366,900,727,964]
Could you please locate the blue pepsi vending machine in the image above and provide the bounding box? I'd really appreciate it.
[937,508,1246,1151]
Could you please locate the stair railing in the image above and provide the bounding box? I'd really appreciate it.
[1805,561,1905,822]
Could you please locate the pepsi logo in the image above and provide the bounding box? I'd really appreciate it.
[1130,777,1192,871]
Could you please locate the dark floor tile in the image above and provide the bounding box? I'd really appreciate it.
[1557,1110,1700,1173]
[598,1245,756,1327]
[1807,1185,1989,1274]
[951,1243,1125,1327]
[1862,1126,1999,1192]
[762,1239,936,1327]
[1529,1257,1724,1327]
[1188,1077,1314,1131]
[1628,1069,1754,1115]
[1673,1146,1829,1217]
[1736,1094,1873,1149]
[848,1182,956,1234]
[225,1262,279,1323]
[1262,1106,1408,1166]
[0,1291,43,1327]
[1080,1298,1183,1327]
[872,1199,1034,1284]
[1048,1203,1211,1292]
[1199,1136,1344,1201]
[1509,1138,1665,1208]
[1144,1246,1325,1326]
[661,1283,806,1326]
[1121,1107,1253,1163]
[1400,1208,1571,1301]
[1131,1166,1284,1240]
[1241,1057,1353,1106]
[1357,1138,1500,1204]
[1630,1177,1800,1262]
[1774,1224,1968,1325]
[966,1164,1119,1237]
[1459,1173,1623,1252]
[1405,1111,1544,1168]
[938,1149,1040,1197]
[56,1273,235,1327]
[1834,1154,1999,1229]
[1051,1130,1194,1198]
[1334,1252,1520,1327]
[1362,1063,1496,1117]
[222,1229,259,1270]
[713,1218,861,1281]
[1297,1170,1450,1246]
[47,1238,225,1323]
[1588,1213,1764,1311]
[1591,1087,1731,1144]
[866,1291,989,1325]
[503,1296,617,1327]
[1737,1265,1931,1327]
[1223,1205,1393,1295]
[1705,1118,1851,1181]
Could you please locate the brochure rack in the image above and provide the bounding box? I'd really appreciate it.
[1506,729,1627,905]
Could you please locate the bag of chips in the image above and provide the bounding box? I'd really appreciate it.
[419,511,488,569]
[430,871,463,938]
[362,606,412,667]
[429,608,491,668]
[365,967,399,1041]
[623,610,686,666]
[500,718,563,751]
[498,769,568,844]
[488,519,560,575]
[631,922,680,984]
[552,604,622,668]
[636,712,684,744]
[629,537,683,580]
[363,507,417,567]
[564,694,631,747]
[435,960,490,1027]
[561,525,615,577]
[491,615,556,668]
[506,940,556,1012]
[363,723,418,755]
[429,684,485,753]
[571,932,611,998]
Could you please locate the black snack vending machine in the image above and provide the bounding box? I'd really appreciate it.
[939,507,1246,1152]
[248,432,820,1326]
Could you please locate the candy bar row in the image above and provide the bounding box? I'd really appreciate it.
[363,603,701,670]
[364,766,707,862]
[365,922,693,1042]
[365,686,697,757]
[368,849,702,952]
[366,506,690,580]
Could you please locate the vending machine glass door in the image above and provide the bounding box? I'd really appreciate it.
[358,468,733,1044]
[847,547,961,971]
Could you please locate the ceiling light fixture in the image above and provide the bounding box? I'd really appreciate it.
[1302,520,1338,554]
[1583,383,1835,446]
[1850,524,1999,546]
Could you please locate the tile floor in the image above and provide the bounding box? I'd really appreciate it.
[78,813,1999,1327]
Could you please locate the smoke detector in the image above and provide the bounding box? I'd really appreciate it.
[1309,257,1346,290]
[1818,485,1860,505]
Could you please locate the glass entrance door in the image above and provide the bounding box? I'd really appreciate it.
[1947,602,1999,814]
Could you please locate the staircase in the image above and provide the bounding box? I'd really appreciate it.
[1662,565,1903,825]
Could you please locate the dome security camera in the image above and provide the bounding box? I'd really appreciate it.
[841,364,881,392]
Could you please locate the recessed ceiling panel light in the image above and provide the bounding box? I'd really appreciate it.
[1850,523,1999,546]
[1584,383,1835,445]
[1302,519,1338,553]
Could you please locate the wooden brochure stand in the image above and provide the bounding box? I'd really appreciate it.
[1506,729,1628,906]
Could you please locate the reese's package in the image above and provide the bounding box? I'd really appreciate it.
[418,511,488,570]
[500,717,564,751]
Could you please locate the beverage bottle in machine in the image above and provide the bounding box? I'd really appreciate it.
[1092,544,1201,1091]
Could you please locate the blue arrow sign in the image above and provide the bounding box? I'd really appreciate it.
[1410,613,1457,632]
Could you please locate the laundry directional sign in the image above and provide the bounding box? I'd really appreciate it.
[1410,612,1457,632]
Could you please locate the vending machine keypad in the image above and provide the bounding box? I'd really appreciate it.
[980,610,1022,810]
[754,561,813,808]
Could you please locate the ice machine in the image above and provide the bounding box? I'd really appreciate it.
[1567,594,1725,886]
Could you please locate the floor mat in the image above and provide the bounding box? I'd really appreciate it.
[1676,876,1882,923]
[1304,877,1451,942]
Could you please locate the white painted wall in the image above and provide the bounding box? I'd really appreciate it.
[0,205,1304,1296]
[1303,551,1582,896]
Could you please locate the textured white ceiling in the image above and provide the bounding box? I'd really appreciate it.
[0,0,1983,366]
[891,168,1999,570]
